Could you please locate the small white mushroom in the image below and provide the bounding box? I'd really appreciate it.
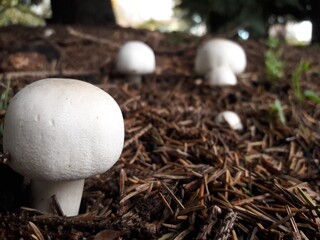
[116,41,156,84]
[3,78,124,216]
[195,38,247,85]
[215,111,243,130]
[205,66,237,86]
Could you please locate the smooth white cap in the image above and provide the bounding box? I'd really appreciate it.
[195,38,247,75]
[3,78,124,181]
[215,111,243,130]
[205,66,237,86]
[116,41,156,75]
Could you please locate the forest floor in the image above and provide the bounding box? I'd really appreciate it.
[0,24,320,240]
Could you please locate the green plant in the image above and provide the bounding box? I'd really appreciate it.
[264,37,285,82]
[303,90,320,103]
[0,80,11,137]
[164,31,196,46]
[265,50,285,81]
[177,0,307,38]
[269,99,286,124]
[291,60,311,102]
[0,0,45,27]
[266,37,281,49]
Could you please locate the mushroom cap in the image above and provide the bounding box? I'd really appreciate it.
[195,38,247,75]
[116,41,156,75]
[205,66,237,86]
[215,111,243,130]
[3,78,124,181]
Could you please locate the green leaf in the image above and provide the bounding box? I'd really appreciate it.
[291,60,311,102]
[269,99,286,124]
[265,50,285,81]
[303,90,320,104]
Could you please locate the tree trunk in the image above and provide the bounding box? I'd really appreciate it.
[310,0,320,43]
[49,0,76,24]
[49,0,116,25]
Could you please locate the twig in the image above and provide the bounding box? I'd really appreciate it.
[124,124,153,148]
[28,222,45,240]
[67,27,120,48]
[161,182,185,210]
[50,195,64,217]
[1,69,100,81]
[158,192,174,215]
[214,209,237,240]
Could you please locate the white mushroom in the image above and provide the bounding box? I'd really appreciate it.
[205,66,237,86]
[3,78,124,216]
[195,38,247,85]
[116,41,156,84]
[215,111,243,130]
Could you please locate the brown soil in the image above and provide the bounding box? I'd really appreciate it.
[0,24,320,240]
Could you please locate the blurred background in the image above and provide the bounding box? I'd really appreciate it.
[0,0,318,44]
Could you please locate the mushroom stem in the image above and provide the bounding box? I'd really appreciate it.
[30,179,85,216]
[205,67,237,86]
[127,75,142,85]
